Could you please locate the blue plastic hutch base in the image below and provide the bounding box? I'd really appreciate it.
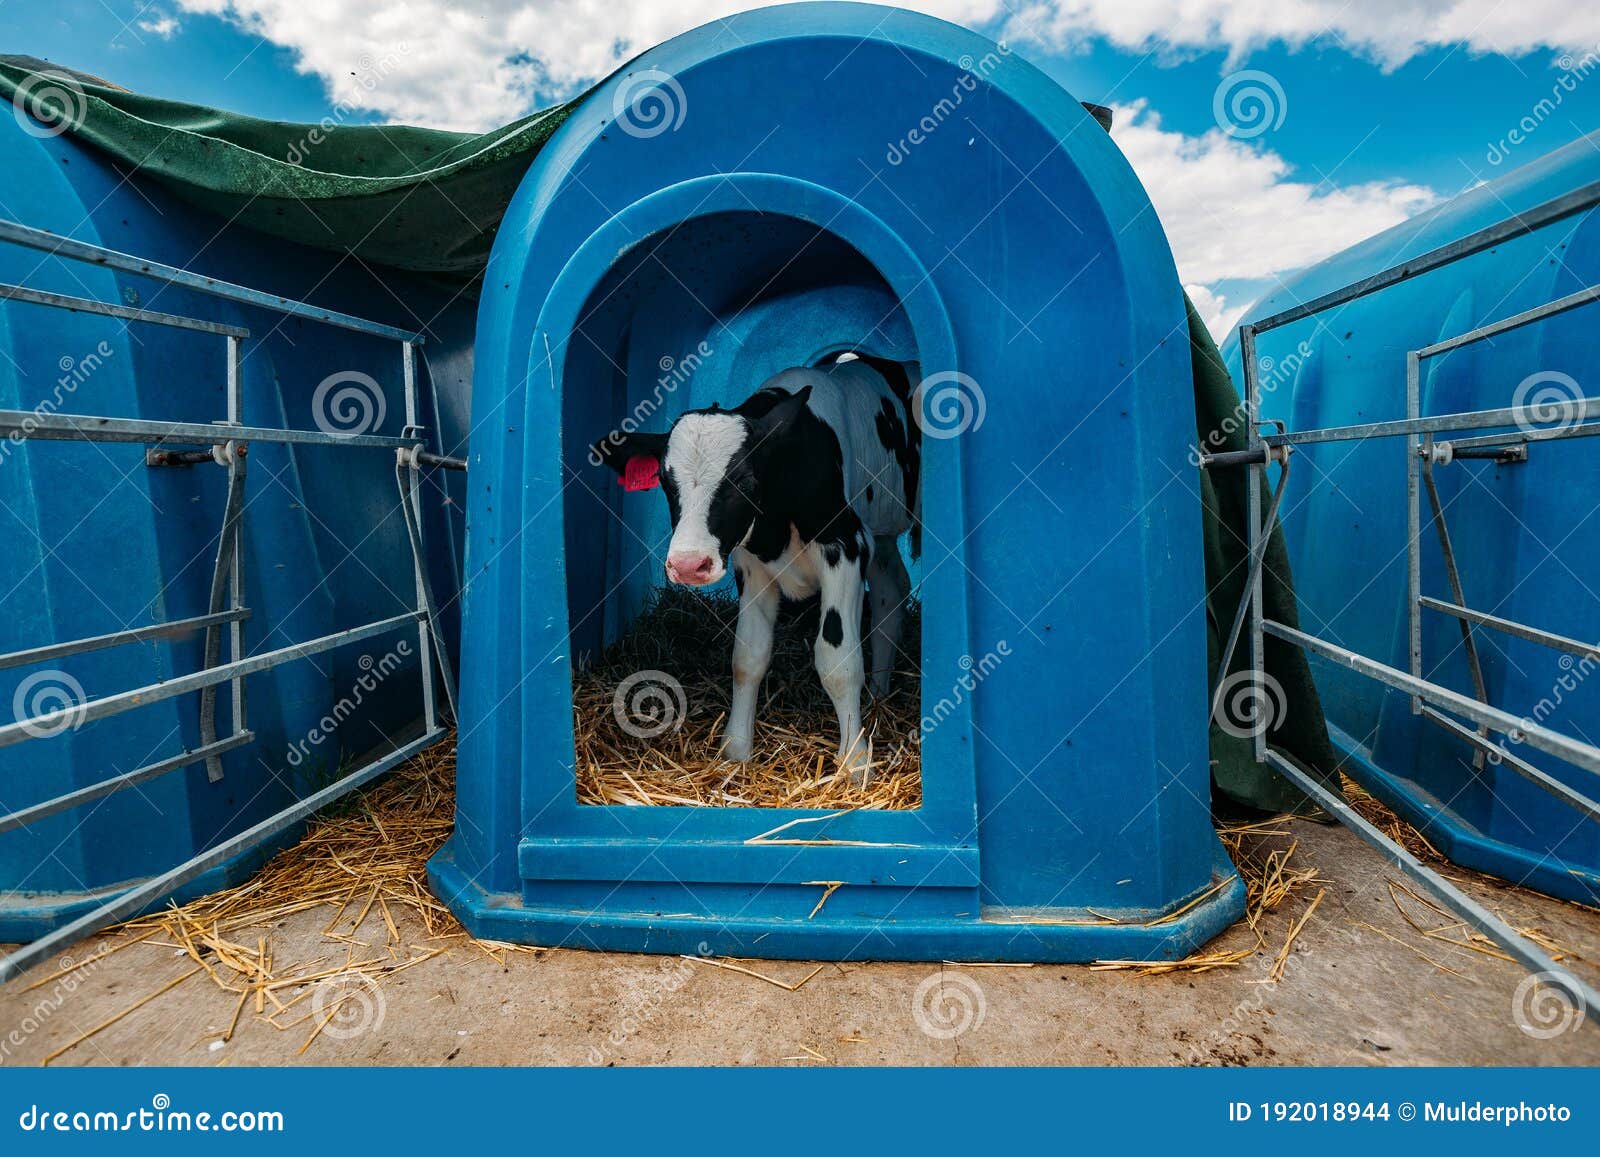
[429,840,1245,962]
[0,829,297,943]
[1330,724,1600,907]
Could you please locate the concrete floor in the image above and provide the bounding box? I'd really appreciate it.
[3,818,1596,1066]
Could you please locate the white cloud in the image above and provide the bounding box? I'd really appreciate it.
[138,13,182,39]
[168,1,1463,333]
[1004,0,1596,70]
[1184,283,1250,342]
[1110,100,1440,288]
[173,1,1596,131]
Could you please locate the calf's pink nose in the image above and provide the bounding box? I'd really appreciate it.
[665,552,716,585]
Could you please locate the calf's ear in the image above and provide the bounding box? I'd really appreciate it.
[591,430,668,478]
[760,385,813,431]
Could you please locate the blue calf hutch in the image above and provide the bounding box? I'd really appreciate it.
[429,4,1246,960]
[0,106,469,941]
[1222,135,1600,907]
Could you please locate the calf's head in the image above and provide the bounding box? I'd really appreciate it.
[593,388,811,587]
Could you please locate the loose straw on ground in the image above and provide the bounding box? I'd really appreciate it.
[574,589,923,811]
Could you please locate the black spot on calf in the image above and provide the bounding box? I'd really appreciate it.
[821,607,844,647]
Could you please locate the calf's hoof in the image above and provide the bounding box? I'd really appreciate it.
[720,733,753,762]
[838,742,873,789]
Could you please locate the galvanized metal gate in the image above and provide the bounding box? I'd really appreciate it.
[0,220,461,983]
[1205,180,1600,1025]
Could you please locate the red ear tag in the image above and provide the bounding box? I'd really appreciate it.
[621,455,661,492]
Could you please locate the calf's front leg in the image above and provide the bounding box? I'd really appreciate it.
[814,543,870,787]
[722,553,778,762]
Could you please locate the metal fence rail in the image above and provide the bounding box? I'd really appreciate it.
[0,219,459,985]
[1212,181,1600,1025]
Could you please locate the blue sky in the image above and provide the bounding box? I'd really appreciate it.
[5,0,1598,333]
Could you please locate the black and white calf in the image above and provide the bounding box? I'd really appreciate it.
[594,357,919,786]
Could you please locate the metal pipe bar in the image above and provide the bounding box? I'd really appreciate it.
[0,282,250,339]
[1210,452,1292,716]
[1260,396,1600,448]
[1262,619,1600,776]
[1241,329,1267,762]
[146,447,218,467]
[0,612,423,750]
[0,409,413,450]
[0,733,255,835]
[0,727,447,985]
[200,446,247,781]
[1418,597,1600,664]
[401,343,437,735]
[1247,180,1600,335]
[1421,447,1491,763]
[1261,748,1600,1026]
[1417,281,1600,359]
[0,609,250,671]
[1441,444,1527,464]
[1447,421,1600,452]
[416,449,468,471]
[1420,705,1600,826]
[396,459,459,723]
[0,219,424,345]
[1406,354,1423,714]
[1197,446,1270,469]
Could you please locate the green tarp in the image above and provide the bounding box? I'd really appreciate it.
[1,55,1339,812]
